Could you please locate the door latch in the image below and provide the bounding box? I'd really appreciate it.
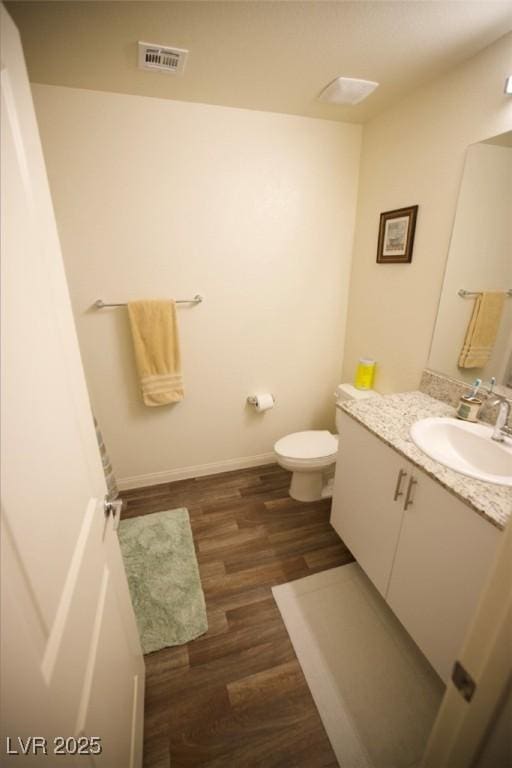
[452,660,477,702]
[103,498,123,531]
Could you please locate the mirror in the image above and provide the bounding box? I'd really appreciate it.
[428,131,512,393]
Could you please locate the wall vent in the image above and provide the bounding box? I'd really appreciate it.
[138,41,188,75]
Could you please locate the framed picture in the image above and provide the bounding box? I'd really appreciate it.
[376,205,418,263]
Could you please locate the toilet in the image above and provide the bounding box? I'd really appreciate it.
[274,383,377,502]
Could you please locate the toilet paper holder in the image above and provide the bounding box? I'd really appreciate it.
[247,394,276,406]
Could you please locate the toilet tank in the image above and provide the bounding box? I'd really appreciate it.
[334,383,378,433]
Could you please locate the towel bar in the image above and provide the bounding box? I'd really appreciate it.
[458,289,512,298]
[94,295,203,308]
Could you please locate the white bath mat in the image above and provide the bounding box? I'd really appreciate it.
[272,563,444,768]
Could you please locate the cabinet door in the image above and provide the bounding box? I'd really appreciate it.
[387,470,500,682]
[331,412,409,596]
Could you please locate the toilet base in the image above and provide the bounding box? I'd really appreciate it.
[289,470,326,502]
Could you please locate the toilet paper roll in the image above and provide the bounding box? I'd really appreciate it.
[250,393,275,412]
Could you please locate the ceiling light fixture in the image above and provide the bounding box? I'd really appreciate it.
[505,75,512,95]
[318,76,379,106]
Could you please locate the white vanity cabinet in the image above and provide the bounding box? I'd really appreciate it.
[331,411,412,597]
[331,411,501,682]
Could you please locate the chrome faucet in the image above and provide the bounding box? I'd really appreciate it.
[490,397,512,442]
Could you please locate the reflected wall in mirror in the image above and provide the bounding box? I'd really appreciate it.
[428,131,512,393]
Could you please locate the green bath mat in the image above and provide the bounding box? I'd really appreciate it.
[119,508,208,654]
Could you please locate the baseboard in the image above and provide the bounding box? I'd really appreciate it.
[117,452,277,491]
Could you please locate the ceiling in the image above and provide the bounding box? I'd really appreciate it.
[6,1,512,123]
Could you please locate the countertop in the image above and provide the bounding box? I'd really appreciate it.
[339,391,511,531]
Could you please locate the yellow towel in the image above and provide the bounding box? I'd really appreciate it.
[127,300,184,406]
[458,291,505,369]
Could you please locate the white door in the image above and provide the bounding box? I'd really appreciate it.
[422,517,512,767]
[0,6,144,766]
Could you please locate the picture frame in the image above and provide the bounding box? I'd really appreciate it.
[376,205,418,264]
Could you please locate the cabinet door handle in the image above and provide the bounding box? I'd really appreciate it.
[393,469,408,501]
[404,477,417,510]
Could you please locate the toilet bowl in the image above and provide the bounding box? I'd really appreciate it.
[274,383,377,502]
[274,430,338,502]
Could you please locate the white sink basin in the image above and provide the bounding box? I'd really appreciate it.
[410,417,512,486]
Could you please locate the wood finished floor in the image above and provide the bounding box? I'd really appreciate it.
[121,463,354,768]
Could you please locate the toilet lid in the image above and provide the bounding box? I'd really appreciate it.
[274,430,338,460]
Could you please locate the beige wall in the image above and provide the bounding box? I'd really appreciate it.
[33,84,361,485]
[343,33,512,394]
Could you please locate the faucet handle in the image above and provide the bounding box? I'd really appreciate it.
[481,377,497,396]
[490,396,511,442]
